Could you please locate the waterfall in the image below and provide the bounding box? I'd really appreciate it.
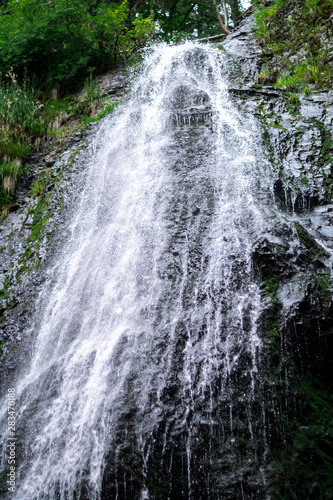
[1,43,276,499]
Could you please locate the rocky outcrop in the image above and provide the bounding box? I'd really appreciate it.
[223,11,333,499]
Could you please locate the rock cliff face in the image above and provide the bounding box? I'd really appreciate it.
[223,12,333,499]
[0,10,332,500]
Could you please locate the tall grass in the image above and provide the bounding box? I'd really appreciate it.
[0,70,121,215]
[0,73,46,206]
[0,72,46,145]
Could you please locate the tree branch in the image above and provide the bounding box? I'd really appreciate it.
[197,33,226,42]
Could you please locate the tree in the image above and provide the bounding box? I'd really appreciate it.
[0,0,155,87]
[0,0,246,87]
[131,0,244,40]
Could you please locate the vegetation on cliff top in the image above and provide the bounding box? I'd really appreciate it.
[253,0,333,92]
[0,0,155,214]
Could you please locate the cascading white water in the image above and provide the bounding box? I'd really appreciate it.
[1,43,276,499]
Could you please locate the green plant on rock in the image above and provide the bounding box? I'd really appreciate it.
[270,42,285,55]
[0,339,5,357]
[289,93,300,106]
[304,0,321,18]
[254,0,333,92]
[0,72,45,136]
[317,273,331,292]
[81,99,122,125]
[17,191,51,279]
[257,65,276,85]
[282,92,301,115]
[254,0,288,41]
[294,222,329,259]
[311,119,333,200]
[83,72,103,117]
[85,74,102,103]
[0,75,45,168]
[0,189,13,217]
[0,68,119,214]
[17,163,66,278]
[0,74,48,208]
[30,179,46,199]
[274,53,331,92]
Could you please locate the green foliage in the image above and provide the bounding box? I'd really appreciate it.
[0,62,124,215]
[310,119,333,199]
[120,13,156,55]
[0,75,54,206]
[294,222,329,259]
[257,65,276,84]
[0,0,155,87]
[304,0,321,18]
[254,0,333,92]
[263,276,279,298]
[0,187,13,209]
[289,92,300,108]
[30,179,46,199]
[275,53,331,92]
[0,159,22,213]
[67,148,83,167]
[27,193,50,245]
[138,0,234,40]
[254,0,288,39]
[0,138,31,160]
[17,170,56,278]
[85,74,102,104]
[272,376,333,500]
[83,100,122,123]
[0,161,22,182]
[317,273,330,291]
[0,72,45,136]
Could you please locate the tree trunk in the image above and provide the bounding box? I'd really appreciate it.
[212,0,230,35]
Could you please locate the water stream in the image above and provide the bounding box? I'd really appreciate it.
[1,43,277,499]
